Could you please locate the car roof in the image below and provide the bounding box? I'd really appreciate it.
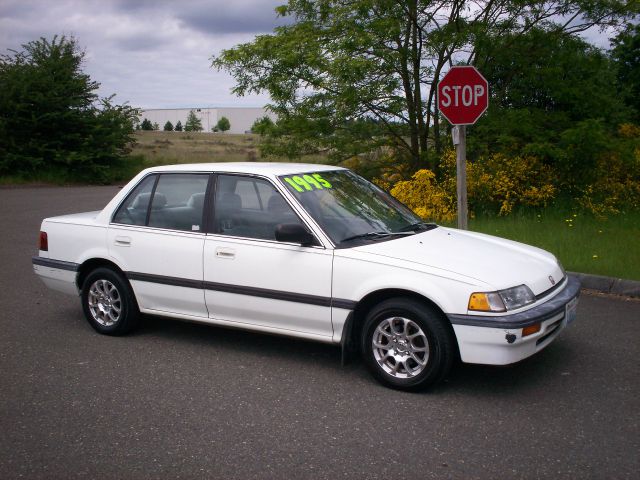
[144,162,346,176]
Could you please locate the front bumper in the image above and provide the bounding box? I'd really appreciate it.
[448,275,581,365]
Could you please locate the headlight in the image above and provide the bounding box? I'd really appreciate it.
[468,285,535,312]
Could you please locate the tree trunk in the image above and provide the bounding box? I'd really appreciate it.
[410,0,427,172]
[397,27,421,171]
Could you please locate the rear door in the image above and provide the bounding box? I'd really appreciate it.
[203,174,334,340]
[109,173,211,317]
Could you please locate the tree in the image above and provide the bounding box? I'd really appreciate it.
[251,115,274,134]
[478,31,628,122]
[611,23,640,121]
[163,121,174,131]
[213,0,633,171]
[0,36,138,180]
[175,120,183,132]
[140,118,153,130]
[216,116,231,133]
[470,29,631,151]
[468,28,633,195]
[152,122,160,131]
[184,110,203,132]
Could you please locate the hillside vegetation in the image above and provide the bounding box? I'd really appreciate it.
[129,131,326,165]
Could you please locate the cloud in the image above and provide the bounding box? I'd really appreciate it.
[0,0,278,108]
[0,0,615,110]
[110,0,290,35]
[0,0,34,18]
[177,3,291,35]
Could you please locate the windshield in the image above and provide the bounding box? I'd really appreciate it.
[278,170,433,245]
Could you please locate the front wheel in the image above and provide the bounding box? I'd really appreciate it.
[81,267,139,336]
[362,298,455,391]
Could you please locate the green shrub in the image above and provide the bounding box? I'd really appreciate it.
[0,36,139,182]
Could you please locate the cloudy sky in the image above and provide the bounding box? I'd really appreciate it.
[0,0,290,109]
[1,1,615,111]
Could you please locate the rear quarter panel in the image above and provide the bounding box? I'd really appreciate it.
[43,219,109,265]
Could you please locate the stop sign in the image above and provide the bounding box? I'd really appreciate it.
[438,66,488,125]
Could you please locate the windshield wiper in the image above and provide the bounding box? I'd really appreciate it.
[398,222,438,232]
[340,231,414,243]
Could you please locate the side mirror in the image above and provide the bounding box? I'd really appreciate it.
[275,223,317,246]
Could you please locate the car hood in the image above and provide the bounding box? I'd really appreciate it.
[351,226,563,295]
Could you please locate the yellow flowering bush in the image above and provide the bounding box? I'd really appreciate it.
[390,169,457,222]
[578,147,640,217]
[618,123,640,139]
[466,152,556,215]
[353,125,639,220]
[390,150,557,220]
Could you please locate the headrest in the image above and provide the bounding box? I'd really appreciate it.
[150,192,167,210]
[218,192,242,211]
[132,192,166,210]
[187,192,206,209]
[267,194,289,213]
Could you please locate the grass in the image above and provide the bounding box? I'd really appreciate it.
[0,131,328,186]
[456,211,640,281]
[130,131,327,165]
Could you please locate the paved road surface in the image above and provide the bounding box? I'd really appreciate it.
[1,186,638,479]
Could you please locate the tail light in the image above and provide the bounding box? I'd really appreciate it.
[39,231,48,251]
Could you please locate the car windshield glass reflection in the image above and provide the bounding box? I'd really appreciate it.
[278,170,435,244]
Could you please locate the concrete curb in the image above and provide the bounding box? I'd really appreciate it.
[569,271,640,298]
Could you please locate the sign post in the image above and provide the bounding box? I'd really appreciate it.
[453,125,468,229]
[438,66,488,230]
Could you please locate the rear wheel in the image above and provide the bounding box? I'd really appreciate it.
[362,298,455,391]
[81,267,139,335]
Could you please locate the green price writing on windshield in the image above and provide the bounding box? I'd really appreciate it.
[284,174,332,192]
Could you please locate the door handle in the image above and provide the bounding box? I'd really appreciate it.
[114,236,131,246]
[215,247,235,259]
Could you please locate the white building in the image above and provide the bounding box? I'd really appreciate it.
[139,107,275,134]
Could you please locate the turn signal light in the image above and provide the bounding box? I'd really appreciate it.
[39,231,48,251]
[469,293,490,311]
[468,292,506,312]
[522,323,541,337]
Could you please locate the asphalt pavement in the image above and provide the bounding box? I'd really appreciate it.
[1,186,638,479]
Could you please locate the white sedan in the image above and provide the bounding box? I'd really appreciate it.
[33,163,580,390]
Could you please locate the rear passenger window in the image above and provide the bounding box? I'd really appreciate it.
[112,173,209,231]
[148,174,209,231]
[112,175,157,225]
[214,175,303,240]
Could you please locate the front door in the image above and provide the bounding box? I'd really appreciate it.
[203,174,333,340]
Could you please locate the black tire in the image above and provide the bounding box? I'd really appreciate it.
[361,297,455,391]
[81,267,139,336]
